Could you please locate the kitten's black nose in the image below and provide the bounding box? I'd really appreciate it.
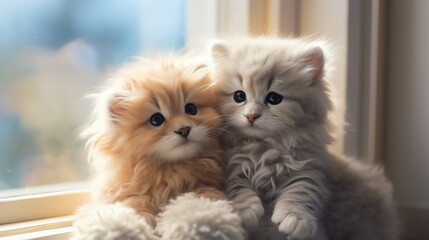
[175,126,191,138]
[245,114,261,123]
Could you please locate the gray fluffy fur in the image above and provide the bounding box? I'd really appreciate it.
[211,36,398,240]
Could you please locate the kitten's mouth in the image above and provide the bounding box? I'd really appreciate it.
[178,139,191,145]
[240,124,265,137]
[247,123,259,128]
[177,138,199,148]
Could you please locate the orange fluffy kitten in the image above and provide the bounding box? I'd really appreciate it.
[82,56,225,227]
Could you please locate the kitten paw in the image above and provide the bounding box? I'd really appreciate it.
[235,202,264,230]
[271,209,317,239]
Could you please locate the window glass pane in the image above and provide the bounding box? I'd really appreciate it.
[0,0,186,191]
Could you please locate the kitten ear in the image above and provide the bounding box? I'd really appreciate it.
[299,46,325,83]
[193,62,208,73]
[210,40,231,63]
[194,63,207,71]
[109,94,127,118]
[193,63,211,81]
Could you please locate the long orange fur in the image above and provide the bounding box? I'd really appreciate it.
[82,56,225,227]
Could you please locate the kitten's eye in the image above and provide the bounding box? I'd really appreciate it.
[233,90,246,103]
[265,92,283,105]
[185,103,197,115]
[150,113,165,126]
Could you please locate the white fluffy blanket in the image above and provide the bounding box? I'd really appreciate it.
[72,193,244,240]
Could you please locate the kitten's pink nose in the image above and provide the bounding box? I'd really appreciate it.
[245,114,261,123]
[175,126,191,138]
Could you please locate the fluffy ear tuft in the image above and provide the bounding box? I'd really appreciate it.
[210,40,231,62]
[192,63,210,81]
[300,46,325,83]
[109,94,127,118]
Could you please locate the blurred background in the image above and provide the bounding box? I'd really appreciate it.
[0,0,186,190]
[0,0,428,239]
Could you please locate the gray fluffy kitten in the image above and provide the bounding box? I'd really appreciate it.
[211,37,398,240]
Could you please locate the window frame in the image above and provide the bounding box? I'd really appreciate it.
[346,0,386,162]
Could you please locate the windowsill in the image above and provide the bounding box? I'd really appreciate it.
[0,183,90,225]
[2,227,72,240]
[0,216,74,239]
[0,183,90,239]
